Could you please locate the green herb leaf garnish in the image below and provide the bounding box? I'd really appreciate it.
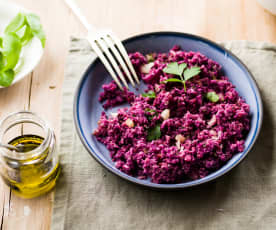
[0,69,15,87]
[184,66,201,80]
[0,12,46,87]
[1,33,22,70]
[19,25,34,46]
[206,91,220,102]
[147,123,161,141]
[162,62,200,92]
[5,13,45,48]
[4,13,26,34]
[25,13,46,48]
[163,62,187,78]
[142,90,156,99]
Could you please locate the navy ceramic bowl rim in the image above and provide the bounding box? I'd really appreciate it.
[73,31,263,190]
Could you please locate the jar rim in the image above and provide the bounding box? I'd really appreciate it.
[0,111,52,160]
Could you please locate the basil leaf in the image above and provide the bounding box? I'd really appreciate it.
[0,69,15,87]
[0,37,2,47]
[20,25,34,46]
[147,123,161,141]
[5,13,45,48]
[206,91,220,103]
[4,13,25,34]
[0,53,4,69]
[142,90,156,98]
[26,13,46,48]
[163,62,187,77]
[163,78,184,83]
[2,33,22,70]
[184,66,201,80]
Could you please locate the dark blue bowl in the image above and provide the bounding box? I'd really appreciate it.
[74,32,263,189]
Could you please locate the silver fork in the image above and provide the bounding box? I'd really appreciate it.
[64,0,139,90]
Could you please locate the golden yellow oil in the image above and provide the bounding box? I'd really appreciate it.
[2,135,61,198]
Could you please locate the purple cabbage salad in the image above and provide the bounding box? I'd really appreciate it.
[93,45,250,184]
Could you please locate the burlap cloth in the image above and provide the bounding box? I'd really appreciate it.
[51,38,276,230]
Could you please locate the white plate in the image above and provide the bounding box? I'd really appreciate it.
[0,0,44,88]
[257,0,276,15]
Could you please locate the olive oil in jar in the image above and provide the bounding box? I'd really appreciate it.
[3,135,61,198]
[0,111,61,199]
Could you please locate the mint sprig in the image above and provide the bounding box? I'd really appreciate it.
[162,62,201,91]
[0,69,15,87]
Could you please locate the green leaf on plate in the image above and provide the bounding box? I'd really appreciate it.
[162,78,187,91]
[147,123,161,141]
[183,66,201,81]
[162,78,184,83]
[2,33,22,70]
[26,13,46,48]
[142,90,156,99]
[178,63,187,78]
[4,12,25,34]
[163,62,187,77]
[0,69,15,87]
[1,33,22,70]
[0,37,2,47]
[206,91,220,103]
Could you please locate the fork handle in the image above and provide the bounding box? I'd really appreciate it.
[65,0,97,34]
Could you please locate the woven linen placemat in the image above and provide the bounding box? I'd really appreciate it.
[51,38,276,230]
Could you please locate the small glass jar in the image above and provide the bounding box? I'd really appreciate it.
[0,111,60,198]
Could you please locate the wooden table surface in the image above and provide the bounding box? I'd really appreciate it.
[0,0,276,229]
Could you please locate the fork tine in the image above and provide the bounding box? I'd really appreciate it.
[88,37,124,90]
[96,38,129,89]
[102,34,135,87]
[108,32,140,84]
